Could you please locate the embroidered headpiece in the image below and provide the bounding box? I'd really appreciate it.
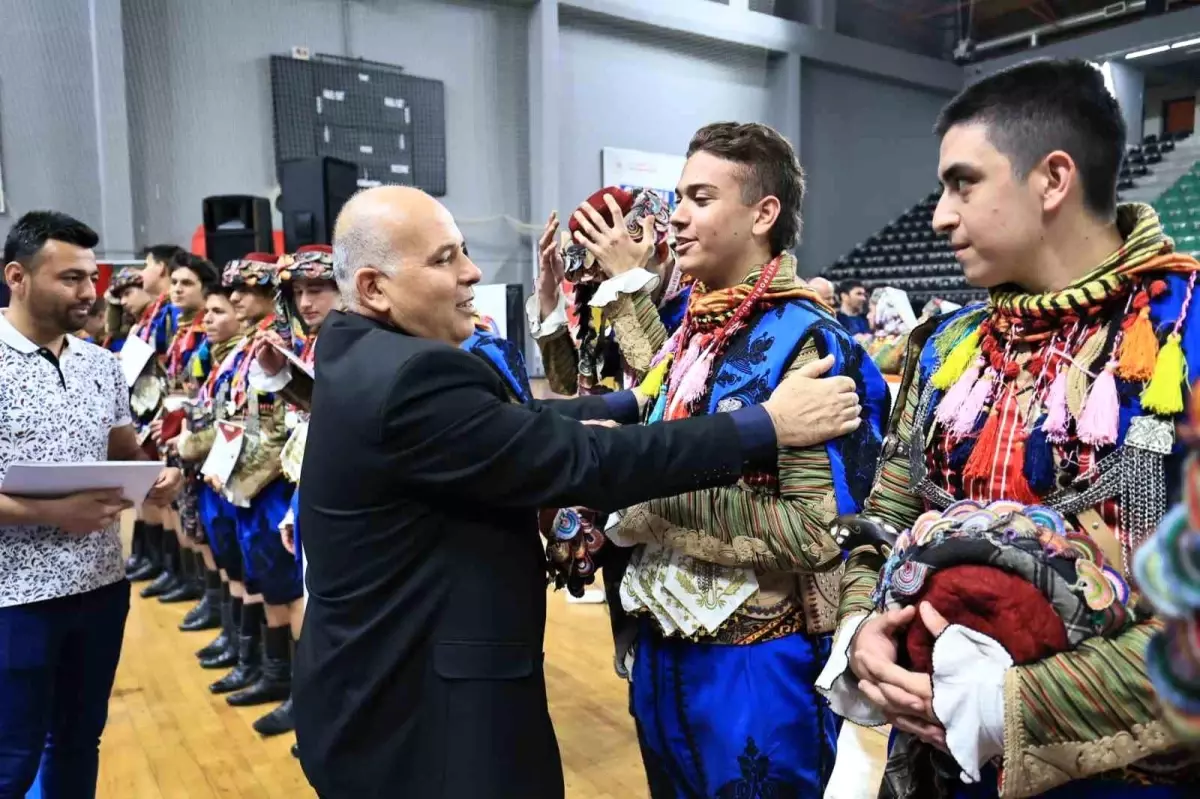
[871,500,1135,673]
[562,186,671,283]
[105,266,143,301]
[277,244,334,286]
[222,252,279,288]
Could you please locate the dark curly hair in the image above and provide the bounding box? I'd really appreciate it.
[686,122,806,256]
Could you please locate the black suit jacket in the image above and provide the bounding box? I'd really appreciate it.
[293,311,774,799]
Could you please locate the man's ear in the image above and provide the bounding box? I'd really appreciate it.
[354,268,389,315]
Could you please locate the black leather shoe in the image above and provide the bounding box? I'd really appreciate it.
[197,593,234,656]
[159,578,203,604]
[196,630,229,660]
[139,570,178,599]
[199,644,238,670]
[209,633,261,694]
[227,625,291,707]
[251,696,294,736]
[127,558,161,583]
[180,593,221,631]
[125,521,147,574]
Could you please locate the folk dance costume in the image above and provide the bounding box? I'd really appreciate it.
[182,254,302,705]
[247,245,337,737]
[1135,383,1200,743]
[611,253,890,797]
[817,204,1200,798]
[528,188,687,669]
[185,333,245,672]
[126,287,183,596]
[161,307,223,624]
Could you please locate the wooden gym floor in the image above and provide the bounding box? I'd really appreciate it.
[98,586,886,798]
[101,463,886,799]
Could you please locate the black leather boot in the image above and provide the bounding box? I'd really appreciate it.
[161,550,203,604]
[228,624,292,707]
[141,532,181,598]
[180,569,223,631]
[199,595,241,668]
[291,743,299,759]
[128,523,163,582]
[209,632,261,694]
[252,694,294,736]
[125,519,149,576]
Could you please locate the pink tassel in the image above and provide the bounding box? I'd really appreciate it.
[1041,370,1071,443]
[672,336,705,383]
[950,369,995,438]
[935,359,981,428]
[670,346,715,415]
[1077,363,1120,447]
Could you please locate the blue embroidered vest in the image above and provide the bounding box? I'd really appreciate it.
[696,298,890,515]
[462,327,533,403]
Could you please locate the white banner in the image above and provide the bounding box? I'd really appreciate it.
[601,148,687,208]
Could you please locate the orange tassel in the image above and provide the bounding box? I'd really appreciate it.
[1116,306,1158,382]
[964,408,1002,480]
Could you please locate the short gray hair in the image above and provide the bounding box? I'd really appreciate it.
[332,215,398,307]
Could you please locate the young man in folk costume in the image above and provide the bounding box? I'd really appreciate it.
[817,59,1200,798]
[125,246,187,598]
[246,244,340,739]
[145,255,220,609]
[610,122,890,797]
[151,255,225,632]
[182,253,303,709]
[531,187,687,662]
[177,285,255,680]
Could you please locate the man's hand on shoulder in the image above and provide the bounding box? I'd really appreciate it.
[763,354,861,447]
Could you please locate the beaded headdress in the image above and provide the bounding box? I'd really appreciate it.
[221,252,279,288]
[561,186,671,283]
[105,266,143,301]
[277,244,335,287]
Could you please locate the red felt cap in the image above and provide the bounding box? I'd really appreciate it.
[295,244,333,255]
[242,252,279,264]
[567,186,635,234]
[903,565,1069,673]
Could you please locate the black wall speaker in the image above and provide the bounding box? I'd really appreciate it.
[279,157,359,252]
[203,195,273,267]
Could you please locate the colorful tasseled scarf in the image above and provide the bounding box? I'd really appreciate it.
[929,203,1199,505]
[165,313,205,380]
[648,252,831,421]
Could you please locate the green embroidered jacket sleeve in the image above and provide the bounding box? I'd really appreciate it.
[636,342,844,574]
[1000,618,1179,797]
[534,329,580,397]
[837,371,926,623]
[602,290,669,379]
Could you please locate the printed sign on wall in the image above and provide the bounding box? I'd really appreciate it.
[601,148,687,208]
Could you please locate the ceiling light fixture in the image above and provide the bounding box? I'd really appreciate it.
[1126,45,1171,59]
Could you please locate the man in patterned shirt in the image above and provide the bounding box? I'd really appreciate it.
[0,211,182,798]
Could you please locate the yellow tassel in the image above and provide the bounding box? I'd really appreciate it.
[1141,332,1187,415]
[636,354,673,399]
[1116,307,1158,383]
[932,328,982,390]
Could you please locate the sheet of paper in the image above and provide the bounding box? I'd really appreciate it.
[1,461,165,508]
[119,334,155,387]
[201,421,244,485]
[270,340,314,379]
